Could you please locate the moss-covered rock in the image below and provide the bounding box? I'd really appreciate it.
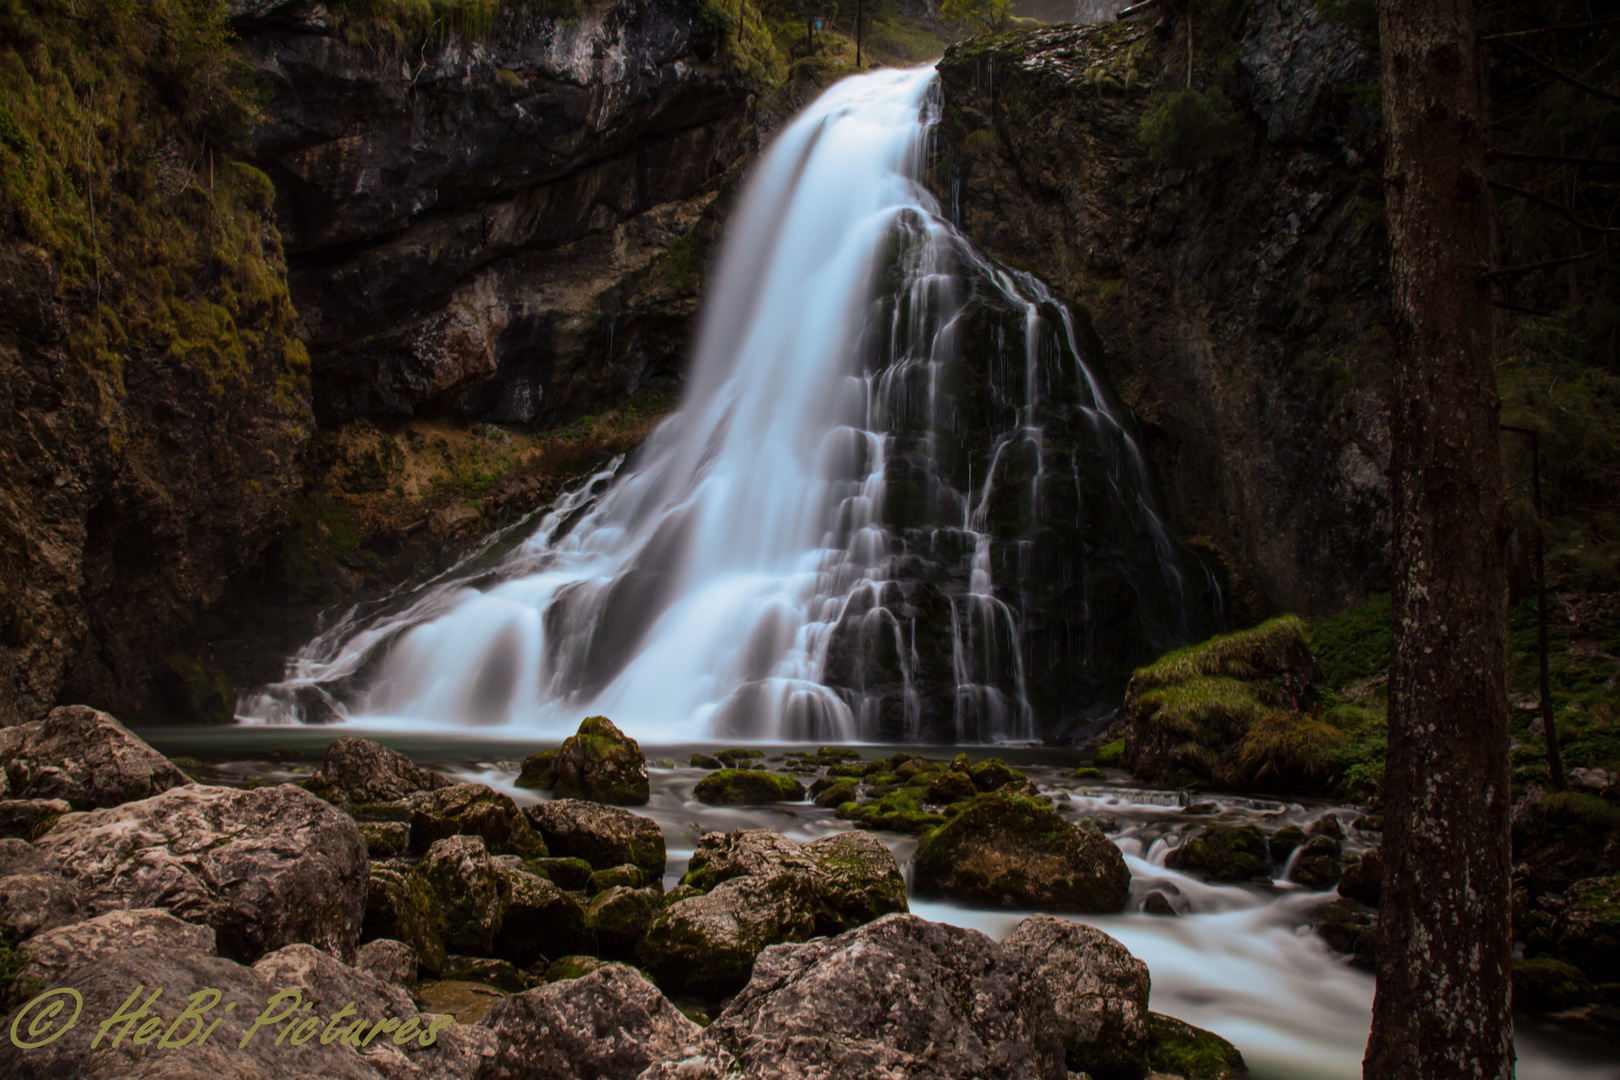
[1513,791,1620,896]
[587,864,650,895]
[812,779,859,808]
[403,782,547,857]
[1338,845,1382,906]
[1071,766,1107,780]
[692,769,806,805]
[1268,825,1307,862]
[546,954,612,982]
[1165,824,1270,883]
[524,799,666,878]
[1123,618,1365,795]
[927,769,978,803]
[586,885,662,960]
[1555,874,1620,983]
[361,865,445,976]
[1143,891,1177,916]
[689,753,723,770]
[516,749,559,789]
[412,835,587,968]
[442,954,529,993]
[1512,956,1594,1014]
[490,865,589,968]
[715,748,763,768]
[969,758,1026,791]
[835,786,951,834]
[359,820,409,858]
[1311,898,1378,971]
[521,856,589,891]
[1290,852,1342,891]
[911,790,1131,912]
[548,716,651,805]
[1145,1013,1245,1079]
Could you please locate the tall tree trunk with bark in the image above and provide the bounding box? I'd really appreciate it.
[1364,2,1514,1078]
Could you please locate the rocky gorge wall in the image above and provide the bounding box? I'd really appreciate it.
[931,1,1393,620]
[0,0,762,727]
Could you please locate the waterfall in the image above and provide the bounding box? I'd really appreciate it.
[245,66,1217,743]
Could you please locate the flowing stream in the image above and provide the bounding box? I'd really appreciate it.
[245,66,1215,743]
[160,736,1618,1080]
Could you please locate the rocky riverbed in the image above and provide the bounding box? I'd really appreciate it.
[0,709,1589,1078]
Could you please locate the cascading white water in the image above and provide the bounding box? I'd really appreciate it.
[246,66,1209,741]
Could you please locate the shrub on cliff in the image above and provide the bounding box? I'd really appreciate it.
[1139,87,1245,170]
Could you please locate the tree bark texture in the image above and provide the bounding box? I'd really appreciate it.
[1365,2,1513,1079]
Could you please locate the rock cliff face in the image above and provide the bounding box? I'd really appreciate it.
[932,2,1391,619]
[235,0,756,428]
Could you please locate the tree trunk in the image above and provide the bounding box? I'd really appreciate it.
[1365,3,1514,1079]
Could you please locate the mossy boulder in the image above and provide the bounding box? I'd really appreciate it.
[969,758,1026,791]
[397,782,547,857]
[527,856,594,891]
[516,749,559,789]
[812,779,858,808]
[836,786,951,834]
[1268,825,1307,862]
[549,716,651,805]
[640,829,908,998]
[927,769,978,803]
[1123,618,1354,795]
[1512,956,1594,1014]
[1555,874,1620,983]
[524,799,666,878]
[1512,790,1620,895]
[1165,824,1270,883]
[361,865,446,976]
[1311,898,1378,971]
[911,791,1131,912]
[715,748,762,768]
[1338,845,1383,906]
[359,821,408,858]
[1145,1013,1245,1079]
[413,835,587,967]
[689,753,723,770]
[547,955,613,982]
[586,885,662,960]
[587,864,650,895]
[442,954,529,993]
[692,769,805,805]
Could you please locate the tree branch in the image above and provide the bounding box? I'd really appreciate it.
[1488,39,1620,103]
[1488,180,1620,232]
[1482,248,1608,280]
[1481,20,1620,41]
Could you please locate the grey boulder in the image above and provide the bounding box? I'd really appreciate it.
[0,705,190,809]
[35,782,368,963]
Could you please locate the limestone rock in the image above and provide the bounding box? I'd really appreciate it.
[525,799,666,877]
[0,705,189,809]
[309,736,452,805]
[587,885,663,960]
[642,913,1065,1080]
[358,938,420,990]
[415,835,587,966]
[1001,914,1151,1080]
[911,791,1131,912]
[0,798,69,839]
[0,839,81,940]
[491,862,589,967]
[363,865,448,976]
[543,716,651,805]
[35,783,368,963]
[478,962,700,1080]
[398,782,548,857]
[8,909,214,1006]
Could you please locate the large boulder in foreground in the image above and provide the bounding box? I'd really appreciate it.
[518,716,650,805]
[0,838,81,940]
[5,908,214,1007]
[639,913,1066,1080]
[1001,914,1151,1080]
[307,735,452,806]
[479,962,699,1080]
[34,783,368,963]
[525,798,666,877]
[0,705,190,809]
[0,941,495,1080]
[639,829,909,997]
[911,791,1131,913]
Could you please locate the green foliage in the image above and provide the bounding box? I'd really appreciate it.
[1306,594,1391,689]
[326,0,515,45]
[940,0,1008,35]
[1138,86,1245,170]
[0,0,307,417]
[1132,616,1314,693]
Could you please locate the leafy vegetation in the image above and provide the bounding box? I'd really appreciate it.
[0,0,307,413]
[1138,86,1245,169]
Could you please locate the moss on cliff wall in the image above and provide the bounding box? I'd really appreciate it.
[0,0,310,723]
